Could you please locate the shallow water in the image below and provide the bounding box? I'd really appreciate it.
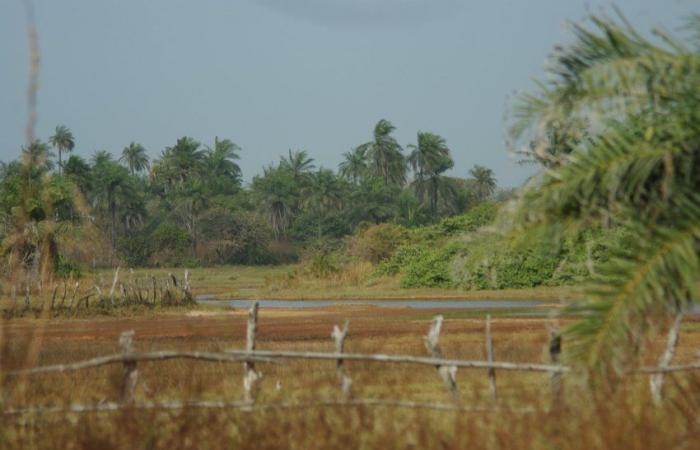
[197,297,553,310]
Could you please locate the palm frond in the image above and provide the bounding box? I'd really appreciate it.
[565,194,700,372]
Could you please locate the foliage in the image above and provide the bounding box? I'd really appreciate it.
[399,242,464,288]
[510,12,700,371]
[347,223,409,264]
[1,119,500,276]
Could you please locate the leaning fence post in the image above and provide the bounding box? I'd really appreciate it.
[549,324,563,408]
[119,331,138,405]
[243,302,261,403]
[650,310,684,404]
[424,315,459,402]
[485,314,497,401]
[332,320,352,400]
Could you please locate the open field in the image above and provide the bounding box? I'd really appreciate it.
[1,305,699,448]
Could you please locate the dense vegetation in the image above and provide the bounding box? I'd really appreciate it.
[0,120,509,277]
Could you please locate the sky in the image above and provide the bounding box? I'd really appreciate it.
[0,0,695,187]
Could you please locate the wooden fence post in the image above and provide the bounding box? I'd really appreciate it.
[650,310,684,404]
[24,285,30,310]
[151,277,158,304]
[485,315,497,401]
[119,331,138,404]
[60,280,67,307]
[332,321,352,400]
[549,325,563,408]
[49,286,58,311]
[243,302,261,403]
[424,315,459,402]
[68,282,79,308]
[183,270,191,298]
[109,267,120,307]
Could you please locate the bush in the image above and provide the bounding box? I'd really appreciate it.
[117,235,153,268]
[347,223,409,264]
[55,254,82,278]
[149,222,195,267]
[400,243,464,288]
[308,252,340,278]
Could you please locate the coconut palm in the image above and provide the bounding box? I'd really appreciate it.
[49,125,75,175]
[408,132,454,220]
[511,13,700,373]
[120,142,149,176]
[356,119,406,186]
[468,165,496,202]
[338,147,368,184]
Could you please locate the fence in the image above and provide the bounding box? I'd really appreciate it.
[2,301,698,417]
[2,269,195,317]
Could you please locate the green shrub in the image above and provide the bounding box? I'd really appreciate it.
[308,252,340,278]
[117,235,153,267]
[374,245,425,276]
[400,243,464,288]
[55,254,82,278]
[149,223,195,267]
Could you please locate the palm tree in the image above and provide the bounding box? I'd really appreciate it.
[281,149,315,182]
[356,119,406,186]
[63,155,92,193]
[338,147,368,184]
[205,137,242,182]
[252,165,297,239]
[22,139,54,171]
[408,132,454,220]
[91,149,113,167]
[49,125,75,175]
[90,158,133,254]
[304,168,343,238]
[511,13,700,373]
[468,165,496,202]
[156,137,206,188]
[120,142,149,176]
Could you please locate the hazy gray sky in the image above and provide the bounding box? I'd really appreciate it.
[0,1,694,186]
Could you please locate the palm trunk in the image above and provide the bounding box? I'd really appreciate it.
[431,178,438,222]
[109,197,117,265]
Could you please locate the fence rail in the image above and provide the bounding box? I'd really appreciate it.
[2,301,697,417]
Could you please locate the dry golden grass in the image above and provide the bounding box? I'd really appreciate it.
[1,308,699,449]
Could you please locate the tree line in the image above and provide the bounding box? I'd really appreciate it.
[0,119,502,272]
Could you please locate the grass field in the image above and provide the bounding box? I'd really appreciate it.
[1,304,699,449]
[0,267,697,448]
